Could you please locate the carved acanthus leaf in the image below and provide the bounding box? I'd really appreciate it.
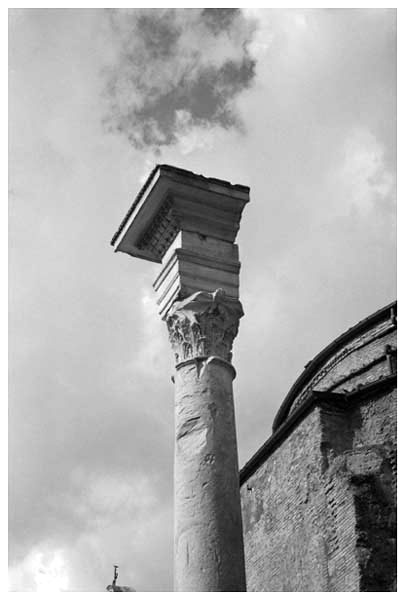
[165,289,243,364]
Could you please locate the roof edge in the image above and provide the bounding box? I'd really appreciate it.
[272,300,397,432]
[110,164,160,247]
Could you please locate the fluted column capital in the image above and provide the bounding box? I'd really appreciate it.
[165,289,243,366]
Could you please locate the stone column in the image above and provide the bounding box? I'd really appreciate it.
[111,164,249,592]
[166,290,245,591]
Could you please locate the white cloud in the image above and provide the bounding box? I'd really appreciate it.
[133,288,168,375]
[333,128,395,216]
[138,156,156,184]
[9,549,69,592]
[175,110,219,155]
[241,8,273,60]
[293,13,308,29]
[69,467,158,522]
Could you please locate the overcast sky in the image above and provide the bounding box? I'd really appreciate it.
[9,8,396,592]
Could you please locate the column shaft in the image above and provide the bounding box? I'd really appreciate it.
[174,357,246,591]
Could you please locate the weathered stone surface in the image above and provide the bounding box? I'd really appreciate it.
[167,290,246,591]
[173,356,245,591]
[166,289,243,364]
[153,231,241,318]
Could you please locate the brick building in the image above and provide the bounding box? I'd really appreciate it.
[240,301,397,592]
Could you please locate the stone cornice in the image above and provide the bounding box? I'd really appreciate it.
[110,164,249,248]
[111,164,249,262]
[166,289,243,365]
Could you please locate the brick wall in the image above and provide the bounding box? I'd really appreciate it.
[241,408,331,591]
[240,303,397,591]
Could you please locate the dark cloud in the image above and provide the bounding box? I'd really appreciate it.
[201,8,240,34]
[103,8,256,150]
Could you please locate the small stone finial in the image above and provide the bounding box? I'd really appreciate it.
[106,566,136,592]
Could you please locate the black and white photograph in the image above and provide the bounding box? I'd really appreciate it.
[8,5,397,592]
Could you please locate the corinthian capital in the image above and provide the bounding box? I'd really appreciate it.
[165,289,243,365]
